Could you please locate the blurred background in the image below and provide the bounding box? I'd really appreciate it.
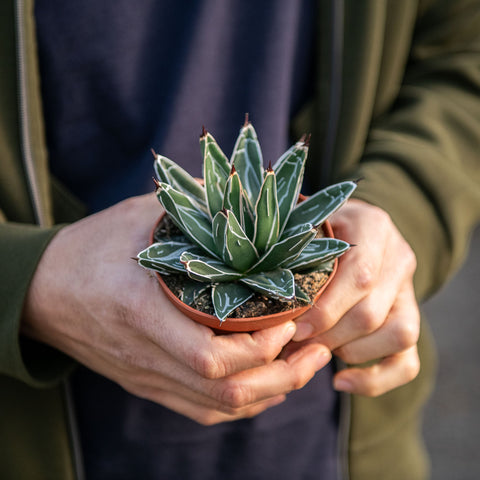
[422,226,480,479]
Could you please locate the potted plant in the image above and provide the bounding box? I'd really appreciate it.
[137,118,356,331]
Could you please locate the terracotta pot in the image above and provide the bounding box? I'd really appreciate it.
[149,211,338,332]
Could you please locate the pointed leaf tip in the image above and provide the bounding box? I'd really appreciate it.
[152,177,162,189]
[244,112,250,127]
[304,133,311,147]
[150,148,158,158]
[200,125,208,139]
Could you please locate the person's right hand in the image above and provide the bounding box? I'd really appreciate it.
[21,194,331,425]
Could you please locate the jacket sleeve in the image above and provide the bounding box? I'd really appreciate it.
[352,0,480,301]
[0,0,78,387]
[0,220,76,387]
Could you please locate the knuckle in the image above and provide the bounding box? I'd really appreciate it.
[355,305,383,333]
[189,349,226,380]
[397,241,417,278]
[116,346,140,370]
[394,321,420,351]
[289,368,314,392]
[404,244,417,272]
[359,370,385,398]
[309,303,337,332]
[290,376,306,392]
[365,383,384,398]
[115,302,135,327]
[369,204,392,227]
[352,260,377,292]
[215,380,252,409]
[251,347,271,366]
[333,348,359,366]
[404,352,421,382]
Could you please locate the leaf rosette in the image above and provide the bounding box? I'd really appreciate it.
[138,119,356,322]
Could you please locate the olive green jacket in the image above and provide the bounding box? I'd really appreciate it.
[1,0,480,479]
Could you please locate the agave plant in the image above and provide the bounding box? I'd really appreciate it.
[137,119,356,322]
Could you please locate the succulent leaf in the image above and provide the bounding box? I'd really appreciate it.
[154,154,206,210]
[313,259,336,274]
[181,280,210,306]
[223,167,245,227]
[230,122,264,209]
[283,181,357,236]
[156,183,219,259]
[288,238,351,272]
[211,283,253,322]
[136,258,175,276]
[273,139,308,233]
[180,252,244,283]
[240,269,295,301]
[212,210,259,272]
[203,151,230,219]
[200,130,231,175]
[249,224,316,273]
[294,284,312,305]
[137,240,203,274]
[253,169,280,253]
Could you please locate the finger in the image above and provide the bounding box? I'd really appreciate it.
[119,343,329,415]
[89,333,330,411]
[292,219,390,341]
[116,363,287,416]
[312,264,415,354]
[207,344,332,410]
[333,286,420,364]
[333,345,421,396]
[293,243,383,341]
[143,389,287,426]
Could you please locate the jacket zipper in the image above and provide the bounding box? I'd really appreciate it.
[325,2,351,480]
[63,380,86,480]
[14,0,47,226]
[15,2,85,479]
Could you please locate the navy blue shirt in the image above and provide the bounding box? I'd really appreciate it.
[35,1,339,478]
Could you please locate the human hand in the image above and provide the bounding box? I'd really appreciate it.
[291,199,421,396]
[21,194,331,424]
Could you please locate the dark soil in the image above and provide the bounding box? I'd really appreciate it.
[154,215,330,318]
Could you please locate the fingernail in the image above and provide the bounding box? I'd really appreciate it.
[282,322,297,343]
[292,322,314,342]
[334,378,354,393]
[315,348,332,370]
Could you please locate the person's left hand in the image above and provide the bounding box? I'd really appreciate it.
[289,199,421,396]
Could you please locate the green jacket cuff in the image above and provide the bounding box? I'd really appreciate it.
[0,222,75,387]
